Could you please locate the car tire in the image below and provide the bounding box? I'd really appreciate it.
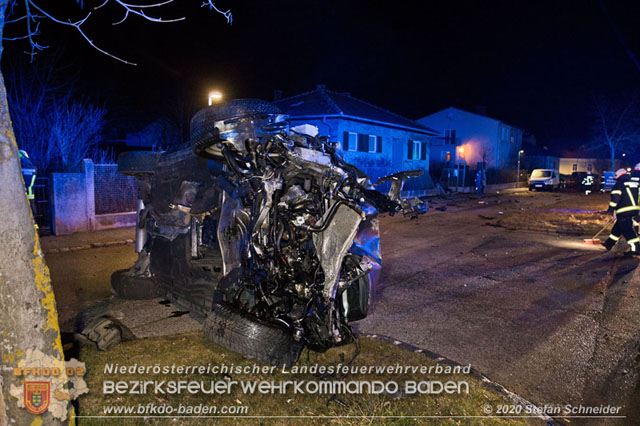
[111,269,161,300]
[117,151,160,176]
[190,99,281,155]
[203,302,302,368]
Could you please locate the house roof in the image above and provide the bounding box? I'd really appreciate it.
[420,106,523,131]
[274,86,438,135]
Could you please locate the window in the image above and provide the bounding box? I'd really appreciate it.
[444,129,456,145]
[368,135,376,153]
[572,163,578,172]
[343,132,357,152]
[587,163,593,172]
[442,151,451,163]
[501,127,509,141]
[407,140,415,159]
[357,134,369,152]
[345,132,382,153]
[407,140,424,160]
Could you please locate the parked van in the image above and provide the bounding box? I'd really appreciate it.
[529,169,560,191]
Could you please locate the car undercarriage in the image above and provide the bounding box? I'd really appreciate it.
[101,99,427,366]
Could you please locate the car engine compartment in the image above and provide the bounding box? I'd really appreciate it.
[116,99,427,365]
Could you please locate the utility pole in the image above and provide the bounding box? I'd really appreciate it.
[516,150,524,188]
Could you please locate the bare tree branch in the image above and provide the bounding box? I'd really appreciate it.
[117,0,177,9]
[113,0,185,24]
[201,0,232,25]
[591,92,640,170]
[10,0,232,65]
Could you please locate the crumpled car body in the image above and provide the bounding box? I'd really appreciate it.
[115,99,426,366]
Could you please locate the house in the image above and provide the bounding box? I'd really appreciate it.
[559,157,611,176]
[416,107,523,171]
[557,147,626,176]
[274,85,439,195]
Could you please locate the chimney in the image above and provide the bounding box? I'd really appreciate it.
[273,90,283,101]
[316,84,326,91]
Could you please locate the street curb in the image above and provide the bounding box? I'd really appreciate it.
[43,239,134,254]
[362,333,560,425]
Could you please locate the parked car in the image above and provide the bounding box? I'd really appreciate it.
[90,99,427,367]
[528,169,560,191]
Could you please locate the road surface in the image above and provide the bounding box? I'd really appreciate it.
[45,190,640,424]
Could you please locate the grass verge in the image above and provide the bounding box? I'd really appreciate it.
[76,332,538,425]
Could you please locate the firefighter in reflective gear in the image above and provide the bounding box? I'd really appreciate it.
[582,172,595,195]
[603,168,640,253]
[19,150,38,219]
[633,163,640,232]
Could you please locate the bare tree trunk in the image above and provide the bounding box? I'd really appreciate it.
[611,145,615,172]
[0,9,67,425]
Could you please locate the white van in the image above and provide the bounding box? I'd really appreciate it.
[529,169,560,191]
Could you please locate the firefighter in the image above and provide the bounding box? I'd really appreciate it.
[582,171,594,195]
[603,167,640,254]
[475,169,486,194]
[632,164,640,232]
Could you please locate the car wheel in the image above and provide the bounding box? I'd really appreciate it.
[190,99,281,156]
[111,269,162,300]
[203,302,302,368]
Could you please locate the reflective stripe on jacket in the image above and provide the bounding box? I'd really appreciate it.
[609,176,640,215]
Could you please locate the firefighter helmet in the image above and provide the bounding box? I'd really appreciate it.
[614,168,628,179]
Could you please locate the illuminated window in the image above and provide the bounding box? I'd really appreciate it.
[442,151,451,162]
[572,163,577,172]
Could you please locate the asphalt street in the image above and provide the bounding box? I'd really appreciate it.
[358,191,640,425]
[44,190,640,424]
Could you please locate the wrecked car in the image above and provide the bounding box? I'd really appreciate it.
[103,99,426,367]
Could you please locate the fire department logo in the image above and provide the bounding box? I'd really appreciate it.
[24,381,50,415]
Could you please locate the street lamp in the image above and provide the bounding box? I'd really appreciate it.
[516,150,524,188]
[208,90,223,105]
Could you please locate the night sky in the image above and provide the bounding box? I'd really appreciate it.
[4,0,640,149]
